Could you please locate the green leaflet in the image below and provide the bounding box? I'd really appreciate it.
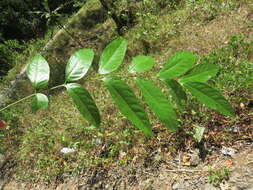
[128,55,155,73]
[103,77,153,136]
[193,126,205,143]
[31,93,49,113]
[163,79,187,110]
[65,49,94,82]
[159,51,196,80]
[99,37,128,74]
[136,78,179,132]
[184,82,235,117]
[26,55,50,89]
[65,83,101,127]
[180,63,219,83]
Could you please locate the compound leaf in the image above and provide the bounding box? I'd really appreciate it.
[128,55,155,73]
[159,51,196,80]
[184,82,235,117]
[27,55,50,89]
[31,93,48,113]
[136,78,179,132]
[180,63,219,83]
[99,37,127,74]
[104,77,153,136]
[65,49,94,82]
[66,83,100,127]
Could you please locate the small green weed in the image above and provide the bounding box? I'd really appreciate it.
[201,35,253,102]
[208,168,230,186]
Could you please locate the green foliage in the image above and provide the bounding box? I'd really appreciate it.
[1,37,235,136]
[208,168,230,186]
[193,125,205,143]
[159,51,196,79]
[65,83,100,127]
[65,49,94,82]
[26,55,50,90]
[179,63,219,83]
[128,55,155,73]
[183,82,235,117]
[31,93,49,113]
[201,34,253,101]
[104,77,153,136]
[136,78,179,132]
[163,79,187,110]
[186,0,237,22]
[0,40,26,76]
[98,37,127,74]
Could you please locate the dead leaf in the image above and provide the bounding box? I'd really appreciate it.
[182,155,191,166]
[0,120,8,129]
[224,159,233,167]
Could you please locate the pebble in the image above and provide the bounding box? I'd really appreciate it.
[221,147,237,156]
[60,147,76,154]
[172,179,191,189]
[190,152,201,166]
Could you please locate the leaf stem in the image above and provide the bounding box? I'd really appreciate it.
[0,84,65,112]
[89,74,133,81]
[0,94,36,112]
[49,84,65,90]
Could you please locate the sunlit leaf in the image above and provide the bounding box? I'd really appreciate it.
[65,83,100,127]
[128,55,155,73]
[26,55,50,89]
[163,79,187,110]
[103,77,153,136]
[136,78,179,132]
[180,63,219,83]
[65,49,94,82]
[193,126,205,143]
[99,37,127,74]
[184,82,235,116]
[31,93,49,113]
[159,51,196,79]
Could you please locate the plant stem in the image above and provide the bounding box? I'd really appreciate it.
[0,94,36,112]
[0,84,65,112]
[49,84,65,91]
[89,74,134,81]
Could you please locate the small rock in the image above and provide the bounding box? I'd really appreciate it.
[221,147,237,156]
[172,179,191,190]
[0,154,6,169]
[229,127,239,133]
[93,138,102,145]
[60,147,76,154]
[182,149,201,166]
[240,102,245,109]
[190,149,201,166]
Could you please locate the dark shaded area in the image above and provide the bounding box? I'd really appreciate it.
[98,0,137,35]
[78,7,108,30]
[0,0,85,76]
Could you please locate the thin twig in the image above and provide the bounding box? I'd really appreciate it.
[166,169,207,173]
